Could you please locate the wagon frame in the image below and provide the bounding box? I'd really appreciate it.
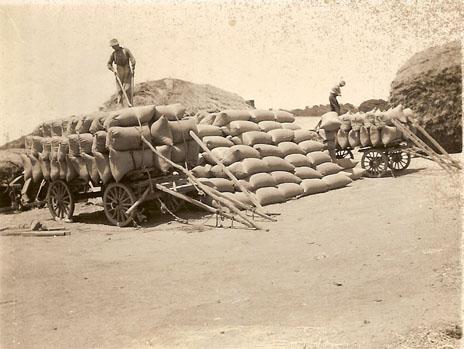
[335,140,412,178]
[46,169,194,227]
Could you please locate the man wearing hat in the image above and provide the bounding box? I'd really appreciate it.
[329,80,346,115]
[107,38,136,106]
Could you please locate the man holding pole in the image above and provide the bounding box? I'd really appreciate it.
[107,38,136,106]
[329,80,345,115]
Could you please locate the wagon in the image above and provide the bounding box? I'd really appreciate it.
[46,168,195,227]
[3,175,48,211]
[336,141,412,178]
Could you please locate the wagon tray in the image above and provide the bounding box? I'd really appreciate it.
[46,170,196,227]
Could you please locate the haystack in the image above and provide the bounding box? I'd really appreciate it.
[389,40,462,153]
[103,78,253,115]
[0,149,24,207]
[0,150,24,182]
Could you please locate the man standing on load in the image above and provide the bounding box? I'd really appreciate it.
[107,38,136,106]
[329,80,345,115]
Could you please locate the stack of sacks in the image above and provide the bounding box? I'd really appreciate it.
[21,103,198,185]
[336,105,410,150]
[25,117,72,183]
[38,137,52,182]
[167,117,200,168]
[62,111,106,184]
[106,103,195,182]
[318,111,341,149]
[105,103,200,182]
[50,136,67,182]
[68,133,94,183]
[22,136,43,183]
[92,129,112,184]
[193,109,356,207]
[378,105,409,146]
[103,106,154,183]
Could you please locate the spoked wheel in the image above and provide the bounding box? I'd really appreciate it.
[336,149,354,159]
[103,182,136,227]
[47,180,75,220]
[388,149,411,172]
[361,150,389,178]
[159,194,185,214]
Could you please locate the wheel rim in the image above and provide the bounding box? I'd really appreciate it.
[103,183,136,227]
[361,150,388,178]
[161,195,185,214]
[389,150,411,171]
[336,149,353,159]
[47,180,74,219]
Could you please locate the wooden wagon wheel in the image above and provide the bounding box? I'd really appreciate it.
[103,182,136,227]
[336,149,354,159]
[160,193,185,214]
[388,149,411,172]
[361,149,389,178]
[47,180,75,220]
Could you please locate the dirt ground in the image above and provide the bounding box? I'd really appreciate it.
[0,155,461,349]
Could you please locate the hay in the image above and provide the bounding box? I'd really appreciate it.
[0,149,24,182]
[389,40,462,153]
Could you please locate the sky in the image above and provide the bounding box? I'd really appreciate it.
[0,0,462,143]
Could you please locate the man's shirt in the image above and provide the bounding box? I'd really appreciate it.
[330,84,341,97]
[107,47,136,68]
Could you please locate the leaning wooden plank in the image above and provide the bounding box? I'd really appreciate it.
[34,179,47,202]
[196,182,262,230]
[189,131,276,222]
[153,183,252,228]
[140,137,261,230]
[413,123,461,169]
[126,187,151,215]
[393,120,454,174]
[207,186,251,211]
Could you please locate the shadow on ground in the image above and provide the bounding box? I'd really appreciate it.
[72,202,211,229]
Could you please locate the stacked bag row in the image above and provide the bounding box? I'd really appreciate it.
[192,109,364,207]
[21,103,200,185]
[336,104,414,149]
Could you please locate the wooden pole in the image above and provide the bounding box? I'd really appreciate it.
[392,120,454,175]
[189,131,276,222]
[114,71,133,108]
[125,187,150,215]
[0,230,70,237]
[197,183,262,229]
[139,137,261,230]
[153,183,253,228]
[413,123,461,169]
[206,186,250,211]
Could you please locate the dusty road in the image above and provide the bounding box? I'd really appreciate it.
[0,156,461,348]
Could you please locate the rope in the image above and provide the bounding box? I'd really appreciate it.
[140,129,146,171]
[157,197,188,224]
[76,132,82,156]
[57,142,62,163]
[146,168,154,192]
[129,150,137,170]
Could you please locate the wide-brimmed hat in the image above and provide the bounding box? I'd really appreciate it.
[109,38,119,47]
